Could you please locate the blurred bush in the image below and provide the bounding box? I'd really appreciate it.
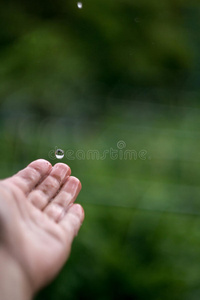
[0,0,198,117]
[0,0,200,299]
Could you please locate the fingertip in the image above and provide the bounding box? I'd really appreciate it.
[79,180,82,190]
[69,203,85,223]
[29,159,52,171]
[53,163,71,177]
[69,176,82,191]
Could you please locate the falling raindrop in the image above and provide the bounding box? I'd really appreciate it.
[55,149,64,159]
[77,2,83,9]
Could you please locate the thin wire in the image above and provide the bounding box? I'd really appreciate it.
[83,201,200,218]
[87,93,200,112]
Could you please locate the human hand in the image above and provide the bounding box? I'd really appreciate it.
[0,159,84,299]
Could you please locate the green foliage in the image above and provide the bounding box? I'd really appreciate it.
[0,0,198,116]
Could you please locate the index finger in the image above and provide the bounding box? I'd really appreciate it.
[8,159,52,194]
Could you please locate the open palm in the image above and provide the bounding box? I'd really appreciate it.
[0,159,84,293]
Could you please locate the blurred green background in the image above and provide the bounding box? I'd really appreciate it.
[0,0,200,299]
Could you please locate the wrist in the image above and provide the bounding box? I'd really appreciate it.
[0,247,33,300]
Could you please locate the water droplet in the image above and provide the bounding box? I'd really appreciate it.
[55,149,64,159]
[77,2,83,9]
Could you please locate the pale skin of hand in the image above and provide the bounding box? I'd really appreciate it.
[0,159,84,300]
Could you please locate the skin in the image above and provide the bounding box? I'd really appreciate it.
[0,159,84,300]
